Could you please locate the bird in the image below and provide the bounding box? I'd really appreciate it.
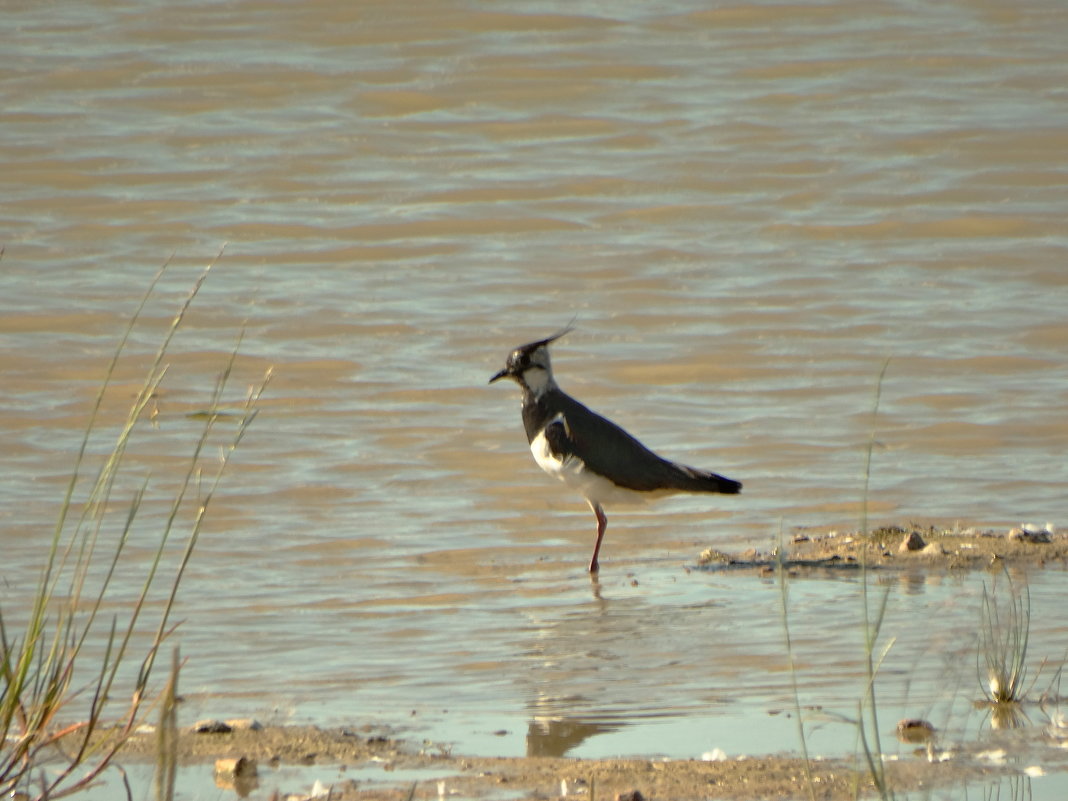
[489,328,741,573]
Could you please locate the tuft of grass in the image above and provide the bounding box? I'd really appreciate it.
[0,255,270,800]
[977,569,1034,720]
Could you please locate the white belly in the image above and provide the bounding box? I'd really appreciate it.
[529,427,666,508]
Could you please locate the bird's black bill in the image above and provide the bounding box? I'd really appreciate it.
[488,368,509,384]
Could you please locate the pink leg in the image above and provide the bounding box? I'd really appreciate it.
[588,502,607,573]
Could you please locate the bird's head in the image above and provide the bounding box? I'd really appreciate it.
[489,327,572,395]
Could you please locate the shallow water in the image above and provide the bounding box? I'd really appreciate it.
[73,761,467,801]
[2,0,1067,783]
[64,753,1068,801]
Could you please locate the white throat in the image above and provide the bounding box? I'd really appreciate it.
[522,366,555,397]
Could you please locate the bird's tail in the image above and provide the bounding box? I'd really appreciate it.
[667,463,742,495]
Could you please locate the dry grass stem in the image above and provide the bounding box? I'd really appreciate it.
[0,253,269,800]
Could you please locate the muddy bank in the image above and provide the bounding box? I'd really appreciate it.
[111,722,1011,801]
[699,522,1067,573]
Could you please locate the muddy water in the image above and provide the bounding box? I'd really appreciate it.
[2,0,1067,767]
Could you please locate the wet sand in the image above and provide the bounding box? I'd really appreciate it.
[114,721,1008,801]
[700,521,1068,573]
[106,523,1063,800]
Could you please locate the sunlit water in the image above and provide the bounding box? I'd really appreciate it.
[2,0,1067,792]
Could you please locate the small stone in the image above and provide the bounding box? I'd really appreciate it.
[214,756,257,778]
[194,719,232,734]
[1009,526,1051,544]
[896,719,935,744]
[921,542,944,556]
[615,792,644,801]
[560,777,588,796]
[698,548,731,565]
[899,531,926,552]
[224,718,263,731]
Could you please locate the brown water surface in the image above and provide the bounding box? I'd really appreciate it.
[2,0,1067,763]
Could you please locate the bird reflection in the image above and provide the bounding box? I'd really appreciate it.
[589,571,602,600]
[519,581,632,756]
[526,716,619,757]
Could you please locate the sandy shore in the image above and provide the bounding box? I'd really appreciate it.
[115,720,1019,801]
[699,521,1066,573]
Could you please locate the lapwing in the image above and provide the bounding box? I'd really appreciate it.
[489,329,741,573]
